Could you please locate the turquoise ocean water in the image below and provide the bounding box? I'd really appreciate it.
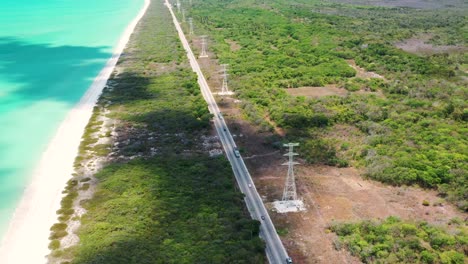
[0,0,144,240]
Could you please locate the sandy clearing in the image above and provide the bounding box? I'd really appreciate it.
[286,85,348,98]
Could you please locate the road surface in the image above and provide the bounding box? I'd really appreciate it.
[164,1,289,263]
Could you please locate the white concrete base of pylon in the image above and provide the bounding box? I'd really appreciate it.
[216,91,234,96]
[273,200,306,213]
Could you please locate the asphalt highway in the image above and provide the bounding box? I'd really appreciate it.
[165,1,289,263]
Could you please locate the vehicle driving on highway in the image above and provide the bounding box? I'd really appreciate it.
[167,4,290,261]
[234,148,240,158]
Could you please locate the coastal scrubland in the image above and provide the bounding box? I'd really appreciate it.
[187,0,467,209]
[48,0,264,263]
[331,216,466,263]
[184,0,467,262]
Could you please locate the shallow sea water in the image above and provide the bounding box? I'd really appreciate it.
[0,0,144,239]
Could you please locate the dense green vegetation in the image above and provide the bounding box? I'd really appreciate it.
[186,0,467,210]
[331,217,467,263]
[49,0,264,263]
[72,157,264,263]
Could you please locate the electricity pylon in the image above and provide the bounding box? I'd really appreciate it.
[220,64,230,94]
[282,143,299,201]
[188,18,194,35]
[199,35,208,58]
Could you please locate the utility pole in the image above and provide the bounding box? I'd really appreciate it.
[199,35,208,58]
[176,0,181,13]
[182,9,186,23]
[282,143,299,202]
[220,64,229,94]
[188,18,194,35]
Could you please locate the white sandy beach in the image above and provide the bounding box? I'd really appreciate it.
[0,0,150,263]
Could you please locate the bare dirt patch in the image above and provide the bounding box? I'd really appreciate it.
[286,85,348,98]
[264,161,467,263]
[347,59,384,79]
[225,39,241,51]
[395,35,467,55]
[298,166,465,224]
[285,60,386,99]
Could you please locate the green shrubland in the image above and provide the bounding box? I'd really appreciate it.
[51,0,264,262]
[331,217,467,263]
[72,157,264,264]
[187,0,467,210]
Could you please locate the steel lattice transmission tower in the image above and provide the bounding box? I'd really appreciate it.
[199,35,208,58]
[188,18,194,35]
[282,143,299,201]
[176,0,181,13]
[220,64,229,94]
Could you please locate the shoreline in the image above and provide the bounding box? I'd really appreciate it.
[0,0,150,262]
